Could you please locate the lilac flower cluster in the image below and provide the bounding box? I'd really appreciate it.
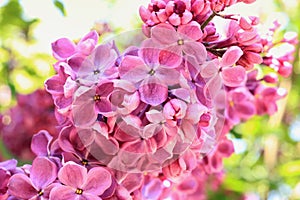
[0,90,58,160]
[0,0,297,199]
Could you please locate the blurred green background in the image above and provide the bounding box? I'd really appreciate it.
[0,0,299,199]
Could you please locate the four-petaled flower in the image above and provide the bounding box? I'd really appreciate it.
[49,162,112,200]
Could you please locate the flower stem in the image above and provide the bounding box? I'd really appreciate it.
[201,11,217,30]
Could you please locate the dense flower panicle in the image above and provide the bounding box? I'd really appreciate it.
[1,0,297,199]
[0,90,58,160]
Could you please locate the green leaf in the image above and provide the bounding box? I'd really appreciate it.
[53,0,66,16]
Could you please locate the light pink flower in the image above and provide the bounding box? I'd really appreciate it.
[151,22,207,64]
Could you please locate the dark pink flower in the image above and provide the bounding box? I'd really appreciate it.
[0,159,17,196]
[226,87,256,125]
[254,85,286,115]
[201,49,247,99]
[8,157,57,199]
[165,0,193,26]
[72,80,114,127]
[50,162,112,200]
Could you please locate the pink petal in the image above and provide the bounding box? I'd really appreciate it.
[31,130,53,157]
[64,77,78,98]
[49,185,77,200]
[72,87,97,127]
[80,31,99,46]
[139,77,168,106]
[0,159,17,170]
[119,55,149,83]
[243,51,263,64]
[177,177,198,194]
[220,46,243,67]
[95,99,113,115]
[142,179,163,199]
[236,102,256,118]
[156,67,180,85]
[151,23,178,45]
[114,115,142,142]
[142,124,163,139]
[83,167,112,195]
[178,22,203,41]
[169,13,181,26]
[183,42,207,64]
[145,109,165,123]
[30,157,57,189]
[81,193,102,200]
[159,46,182,68]
[68,54,85,72]
[58,162,87,189]
[221,65,247,87]
[209,154,223,172]
[181,11,193,24]
[122,173,143,194]
[96,81,114,97]
[91,44,117,69]
[139,39,160,66]
[180,120,196,143]
[45,74,64,95]
[139,6,151,23]
[77,128,97,147]
[8,174,37,199]
[200,59,219,78]
[94,134,119,155]
[217,139,234,157]
[204,74,223,99]
[78,31,99,55]
[185,104,206,124]
[52,38,76,60]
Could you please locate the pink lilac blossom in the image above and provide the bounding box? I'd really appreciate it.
[1,0,297,199]
[49,162,112,200]
[8,157,58,200]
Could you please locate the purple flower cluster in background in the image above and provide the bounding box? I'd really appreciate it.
[0,90,58,161]
[0,0,297,199]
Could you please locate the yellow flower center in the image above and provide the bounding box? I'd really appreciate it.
[81,159,88,166]
[148,69,155,76]
[75,188,83,195]
[38,190,44,196]
[177,39,184,45]
[94,69,100,75]
[94,94,101,102]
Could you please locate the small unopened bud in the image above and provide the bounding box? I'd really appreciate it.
[199,113,211,127]
[263,73,278,83]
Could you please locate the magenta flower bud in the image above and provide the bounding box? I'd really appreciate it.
[139,6,151,23]
[199,113,211,127]
[239,17,253,31]
[191,0,205,15]
[263,73,278,83]
[278,62,293,77]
